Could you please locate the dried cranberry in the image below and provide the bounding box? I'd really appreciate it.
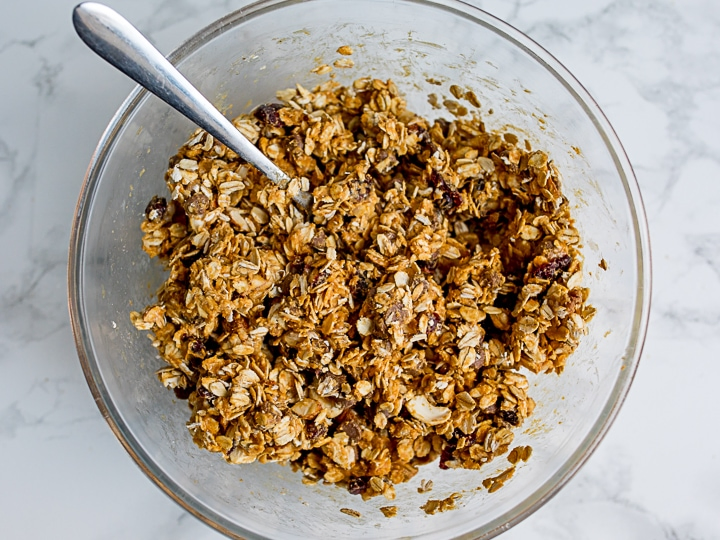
[428,170,442,188]
[429,171,463,212]
[189,339,205,355]
[253,103,285,127]
[499,409,519,426]
[439,446,456,470]
[145,196,167,221]
[533,253,572,280]
[348,477,369,495]
[171,200,188,226]
[441,189,463,210]
[453,430,477,448]
[187,356,203,370]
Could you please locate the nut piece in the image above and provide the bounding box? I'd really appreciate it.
[356,317,373,336]
[405,395,451,426]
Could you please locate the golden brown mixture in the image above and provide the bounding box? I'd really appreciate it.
[131,77,593,500]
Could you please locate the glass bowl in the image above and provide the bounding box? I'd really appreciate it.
[68,0,651,538]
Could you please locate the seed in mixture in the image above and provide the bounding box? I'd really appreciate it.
[130,76,593,500]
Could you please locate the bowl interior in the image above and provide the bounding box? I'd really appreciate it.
[70,0,649,538]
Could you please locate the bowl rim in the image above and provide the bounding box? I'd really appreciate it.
[67,0,652,538]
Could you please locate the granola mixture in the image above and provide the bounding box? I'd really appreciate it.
[131,76,594,500]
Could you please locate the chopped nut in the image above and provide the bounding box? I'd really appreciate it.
[356,317,373,336]
[406,395,451,426]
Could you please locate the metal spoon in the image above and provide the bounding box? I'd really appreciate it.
[73,2,314,211]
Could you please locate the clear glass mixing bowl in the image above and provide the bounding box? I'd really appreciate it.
[68,0,651,538]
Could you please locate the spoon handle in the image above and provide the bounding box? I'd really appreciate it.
[73,2,313,209]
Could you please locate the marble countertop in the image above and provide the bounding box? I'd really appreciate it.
[1,0,718,538]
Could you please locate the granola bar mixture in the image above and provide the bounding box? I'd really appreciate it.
[131,77,594,500]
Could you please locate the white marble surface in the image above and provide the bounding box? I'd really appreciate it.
[1,0,718,538]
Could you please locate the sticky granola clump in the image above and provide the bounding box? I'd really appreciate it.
[131,77,594,499]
